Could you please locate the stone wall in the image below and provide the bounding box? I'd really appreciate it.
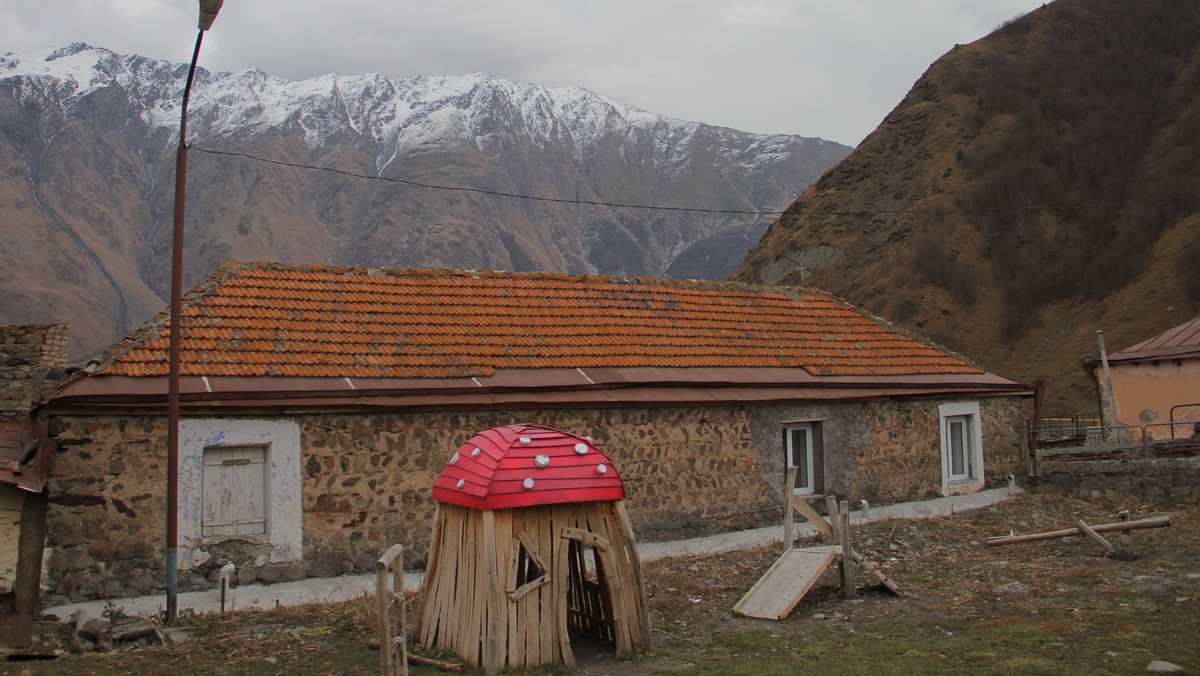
[1033,455,1200,503]
[40,393,1029,603]
[0,323,69,424]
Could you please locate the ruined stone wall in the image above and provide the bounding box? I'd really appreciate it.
[0,323,69,424]
[44,415,167,602]
[1034,455,1200,503]
[40,393,1029,603]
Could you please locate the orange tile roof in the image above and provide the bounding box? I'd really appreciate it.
[92,261,982,380]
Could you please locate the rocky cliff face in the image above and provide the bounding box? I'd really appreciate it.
[735,0,1200,413]
[0,43,849,361]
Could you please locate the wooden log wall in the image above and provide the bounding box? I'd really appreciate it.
[417,500,649,673]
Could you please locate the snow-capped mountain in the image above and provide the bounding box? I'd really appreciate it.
[0,43,850,361]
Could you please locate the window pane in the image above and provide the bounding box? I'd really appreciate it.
[948,417,968,477]
[789,427,811,491]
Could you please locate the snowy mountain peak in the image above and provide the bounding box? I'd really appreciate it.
[0,43,852,362]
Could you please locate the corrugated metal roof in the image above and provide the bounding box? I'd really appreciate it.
[1109,316,1200,362]
[86,260,985,380]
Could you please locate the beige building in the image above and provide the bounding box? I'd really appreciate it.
[1089,317,1200,440]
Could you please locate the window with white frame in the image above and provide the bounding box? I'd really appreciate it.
[201,444,267,537]
[938,402,984,490]
[784,422,823,495]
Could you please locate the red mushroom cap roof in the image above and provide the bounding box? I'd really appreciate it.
[431,424,625,510]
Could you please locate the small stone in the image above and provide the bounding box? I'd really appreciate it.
[162,628,191,644]
[110,619,157,643]
[77,618,111,641]
[995,582,1030,596]
[812,613,827,620]
[264,657,279,665]
[1147,660,1184,672]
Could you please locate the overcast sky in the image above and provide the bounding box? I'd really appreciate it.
[1,0,1047,146]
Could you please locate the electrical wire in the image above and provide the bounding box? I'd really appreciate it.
[190,145,1200,218]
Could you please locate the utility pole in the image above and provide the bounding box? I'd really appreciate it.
[167,0,223,623]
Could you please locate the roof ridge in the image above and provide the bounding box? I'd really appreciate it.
[223,260,809,294]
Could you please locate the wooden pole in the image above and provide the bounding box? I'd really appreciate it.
[783,467,797,551]
[986,516,1170,546]
[839,499,856,599]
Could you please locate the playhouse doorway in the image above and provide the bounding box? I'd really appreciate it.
[556,527,629,662]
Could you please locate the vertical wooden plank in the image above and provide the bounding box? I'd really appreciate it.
[524,508,540,666]
[417,505,442,643]
[614,500,650,649]
[240,447,266,534]
[538,506,554,666]
[554,534,576,669]
[467,509,484,666]
[482,510,501,676]
[783,467,797,551]
[597,544,631,658]
[840,499,856,598]
[507,509,523,668]
[377,559,391,675]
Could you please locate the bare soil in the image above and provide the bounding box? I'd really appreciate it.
[8,488,1199,674]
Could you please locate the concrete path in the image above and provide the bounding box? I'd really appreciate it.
[43,486,1021,624]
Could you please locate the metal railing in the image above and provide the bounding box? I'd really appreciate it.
[1028,420,1200,464]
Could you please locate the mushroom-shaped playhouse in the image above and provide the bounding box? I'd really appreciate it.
[417,424,650,674]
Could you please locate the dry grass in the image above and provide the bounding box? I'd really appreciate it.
[9,489,1199,675]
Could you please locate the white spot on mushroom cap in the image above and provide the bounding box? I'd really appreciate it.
[574,442,589,455]
[519,437,532,446]
[450,452,460,465]
[597,463,608,475]
[471,447,482,457]
[456,478,465,488]
[535,454,550,468]
[523,477,535,490]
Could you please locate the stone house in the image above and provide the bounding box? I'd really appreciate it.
[1087,316,1200,439]
[34,261,1032,604]
[0,323,69,646]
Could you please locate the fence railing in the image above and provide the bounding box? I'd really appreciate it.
[1027,420,1200,470]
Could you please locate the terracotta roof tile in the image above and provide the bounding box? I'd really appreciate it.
[91,261,983,379]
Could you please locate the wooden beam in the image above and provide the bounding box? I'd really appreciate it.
[1075,520,1113,554]
[986,516,1171,546]
[793,495,834,540]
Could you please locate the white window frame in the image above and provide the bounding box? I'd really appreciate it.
[178,419,302,569]
[938,402,985,495]
[785,422,817,495]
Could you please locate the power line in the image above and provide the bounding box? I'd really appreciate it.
[190,145,1200,217]
[190,146,778,216]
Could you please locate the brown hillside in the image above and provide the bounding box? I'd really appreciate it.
[735,0,1200,414]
